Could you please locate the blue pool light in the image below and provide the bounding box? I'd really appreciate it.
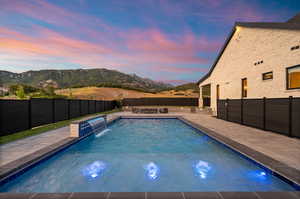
[247,170,270,184]
[91,173,97,178]
[144,162,160,180]
[253,170,268,179]
[259,172,266,176]
[82,161,106,179]
[194,160,211,179]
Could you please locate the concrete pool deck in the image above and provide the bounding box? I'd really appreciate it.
[1,111,300,184]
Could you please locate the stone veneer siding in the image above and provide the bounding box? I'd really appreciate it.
[199,26,300,114]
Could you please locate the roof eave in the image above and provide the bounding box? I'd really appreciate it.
[236,22,300,30]
[196,18,300,86]
[197,25,237,85]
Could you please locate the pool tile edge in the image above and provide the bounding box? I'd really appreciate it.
[0,192,299,199]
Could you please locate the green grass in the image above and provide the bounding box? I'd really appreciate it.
[0,109,121,145]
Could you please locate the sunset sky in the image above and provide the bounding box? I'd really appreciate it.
[1,0,299,85]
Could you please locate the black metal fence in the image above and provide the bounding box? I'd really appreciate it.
[217,97,300,138]
[122,98,198,106]
[0,98,116,136]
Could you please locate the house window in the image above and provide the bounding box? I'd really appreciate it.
[287,65,300,89]
[242,78,247,98]
[262,72,273,80]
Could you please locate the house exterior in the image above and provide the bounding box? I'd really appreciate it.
[197,13,300,115]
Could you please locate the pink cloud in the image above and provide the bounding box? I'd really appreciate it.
[152,66,208,73]
[0,26,213,75]
[0,0,224,76]
[0,1,219,67]
[126,29,220,54]
[2,0,72,26]
[1,0,114,34]
[0,27,111,57]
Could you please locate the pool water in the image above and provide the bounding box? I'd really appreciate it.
[0,118,297,192]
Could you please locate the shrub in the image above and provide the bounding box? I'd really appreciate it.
[16,86,26,99]
[114,100,122,108]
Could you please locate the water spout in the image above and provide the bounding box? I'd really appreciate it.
[95,129,111,138]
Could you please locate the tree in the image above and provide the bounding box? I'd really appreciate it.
[45,86,55,96]
[23,84,39,94]
[16,86,25,99]
[9,84,39,95]
[9,84,19,95]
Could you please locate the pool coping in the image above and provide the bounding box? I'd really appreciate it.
[0,115,299,194]
[0,191,300,199]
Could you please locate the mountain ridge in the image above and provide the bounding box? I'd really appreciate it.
[0,68,173,92]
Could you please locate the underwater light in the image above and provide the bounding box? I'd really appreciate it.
[82,161,106,179]
[145,162,160,180]
[247,170,269,182]
[257,171,267,178]
[91,173,98,178]
[194,160,211,179]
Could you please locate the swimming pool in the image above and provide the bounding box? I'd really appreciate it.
[0,118,298,192]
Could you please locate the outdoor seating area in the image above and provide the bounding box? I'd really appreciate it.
[132,107,168,114]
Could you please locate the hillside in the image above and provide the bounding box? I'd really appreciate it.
[0,69,172,92]
[56,87,198,100]
[173,83,199,92]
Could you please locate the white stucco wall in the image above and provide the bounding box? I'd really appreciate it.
[199,26,300,113]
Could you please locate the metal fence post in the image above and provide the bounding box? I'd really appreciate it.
[241,98,244,124]
[226,98,229,121]
[289,96,293,137]
[28,98,32,129]
[216,99,219,118]
[68,99,70,120]
[263,97,266,130]
[52,98,55,123]
[0,100,2,133]
[79,100,82,116]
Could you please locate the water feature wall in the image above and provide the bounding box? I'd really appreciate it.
[70,116,107,137]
